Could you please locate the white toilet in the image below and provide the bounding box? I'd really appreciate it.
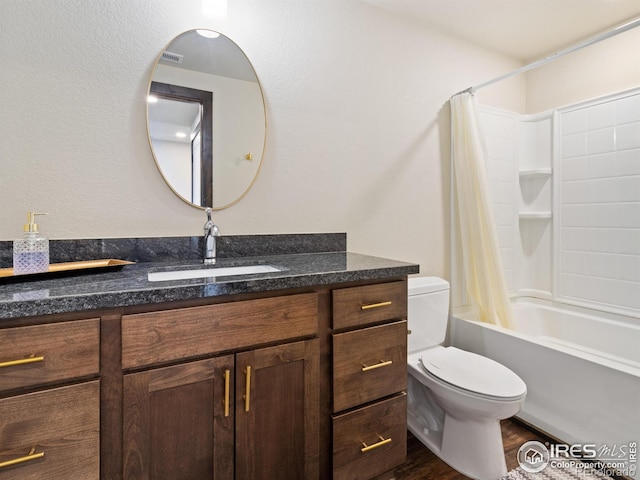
[407,276,527,480]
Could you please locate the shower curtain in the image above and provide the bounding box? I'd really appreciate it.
[450,92,512,328]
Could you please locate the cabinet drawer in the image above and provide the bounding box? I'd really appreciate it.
[332,394,407,480]
[332,281,407,330]
[0,380,100,480]
[122,293,318,369]
[0,319,100,392]
[333,320,407,412]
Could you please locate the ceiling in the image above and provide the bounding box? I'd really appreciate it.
[159,30,258,82]
[361,0,640,61]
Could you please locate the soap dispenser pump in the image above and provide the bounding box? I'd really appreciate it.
[13,211,49,275]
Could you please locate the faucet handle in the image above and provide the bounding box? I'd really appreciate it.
[205,207,213,224]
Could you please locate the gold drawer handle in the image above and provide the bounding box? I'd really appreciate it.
[243,366,251,412]
[361,436,392,453]
[361,301,392,310]
[0,447,45,469]
[0,355,44,368]
[223,369,230,417]
[361,360,393,372]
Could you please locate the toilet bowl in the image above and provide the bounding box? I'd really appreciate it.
[407,277,526,480]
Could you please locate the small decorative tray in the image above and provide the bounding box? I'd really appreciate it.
[0,259,135,281]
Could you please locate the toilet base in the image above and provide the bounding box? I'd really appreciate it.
[408,410,508,480]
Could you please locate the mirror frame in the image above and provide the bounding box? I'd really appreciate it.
[146,29,267,210]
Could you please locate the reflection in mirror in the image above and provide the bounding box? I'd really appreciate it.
[149,82,212,205]
[147,29,266,209]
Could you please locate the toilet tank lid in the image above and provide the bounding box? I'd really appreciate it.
[408,276,450,295]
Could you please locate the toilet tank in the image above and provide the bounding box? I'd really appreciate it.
[408,277,450,354]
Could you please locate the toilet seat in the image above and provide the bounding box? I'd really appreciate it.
[419,347,526,400]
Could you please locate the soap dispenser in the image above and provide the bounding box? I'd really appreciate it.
[13,212,49,275]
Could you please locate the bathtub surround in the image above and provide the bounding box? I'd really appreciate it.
[450,92,513,328]
[557,90,640,315]
[474,106,552,301]
[473,87,640,319]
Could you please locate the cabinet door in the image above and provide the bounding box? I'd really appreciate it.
[122,356,234,480]
[235,339,319,480]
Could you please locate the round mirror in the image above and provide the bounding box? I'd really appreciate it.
[147,29,266,209]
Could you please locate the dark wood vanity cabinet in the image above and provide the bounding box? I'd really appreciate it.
[331,281,408,480]
[0,319,101,480]
[122,339,319,480]
[119,293,320,480]
[1,277,409,480]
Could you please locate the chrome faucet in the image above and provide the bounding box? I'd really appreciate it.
[203,207,221,264]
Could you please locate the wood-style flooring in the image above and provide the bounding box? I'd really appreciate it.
[393,418,550,480]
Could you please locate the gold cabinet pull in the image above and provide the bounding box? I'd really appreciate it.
[223,369,230,417]
[361,436,392,453]
[0,355,44,368]
[0,447,45,469]
[361,301,392,310]
[362,360,393,372]
[243,366,251,412]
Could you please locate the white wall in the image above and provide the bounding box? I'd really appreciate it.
[0,0,523,279]
[526,27,640,113]
[153,139,193,200]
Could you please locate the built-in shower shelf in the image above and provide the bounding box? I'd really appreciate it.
[519,212,552,219]
[519,168,552,178]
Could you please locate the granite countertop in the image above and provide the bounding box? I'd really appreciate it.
[0,251,419,321]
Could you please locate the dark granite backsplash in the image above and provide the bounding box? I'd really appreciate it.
[0,233,346,268]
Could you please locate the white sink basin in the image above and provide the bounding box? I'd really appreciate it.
[148,265,281,282]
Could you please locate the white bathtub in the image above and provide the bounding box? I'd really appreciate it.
[450,299,640,448]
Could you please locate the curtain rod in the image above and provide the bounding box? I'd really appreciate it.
[453,16,640,97]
